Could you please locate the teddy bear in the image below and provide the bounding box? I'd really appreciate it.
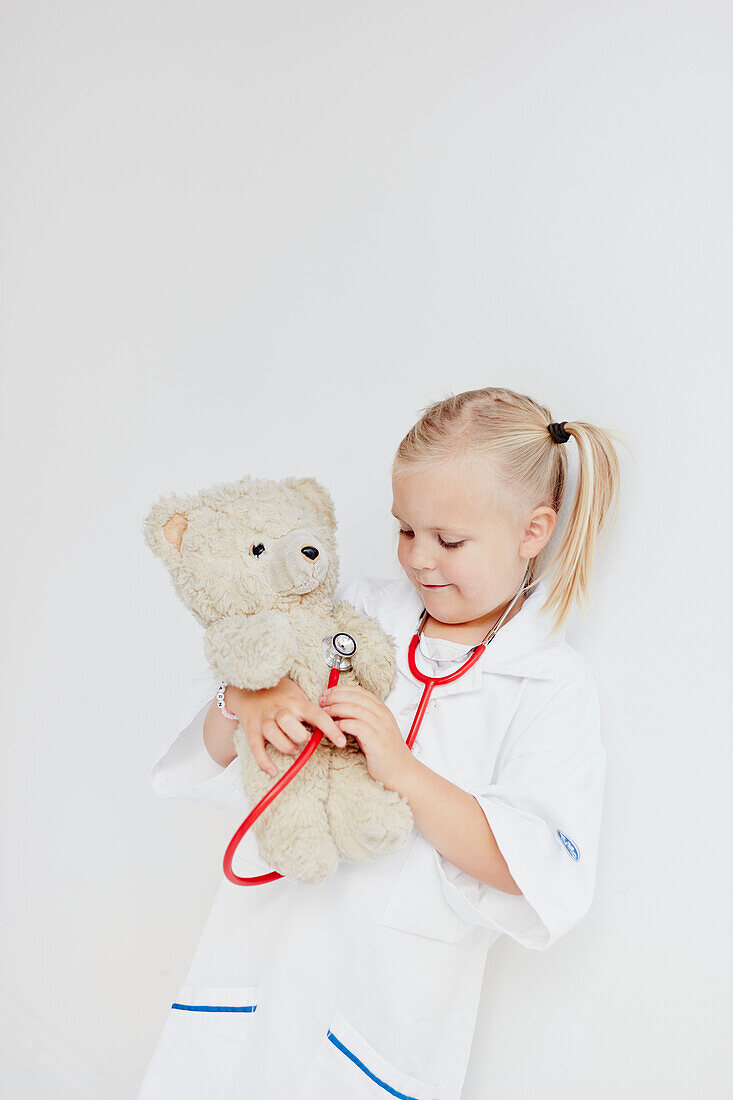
[143,474,414,884]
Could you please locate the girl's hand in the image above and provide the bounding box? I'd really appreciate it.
[319,684,415,790]
[227,677,347,778]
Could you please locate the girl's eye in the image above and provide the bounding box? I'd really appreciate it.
[398,529,464,550]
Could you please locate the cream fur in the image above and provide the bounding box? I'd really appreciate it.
[143,474,413,884]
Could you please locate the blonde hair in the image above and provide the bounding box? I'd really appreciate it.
[392,386,625,637]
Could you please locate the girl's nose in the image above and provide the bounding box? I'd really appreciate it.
[407,545,435,571]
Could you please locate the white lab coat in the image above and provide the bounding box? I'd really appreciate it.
[138,576,606,1100]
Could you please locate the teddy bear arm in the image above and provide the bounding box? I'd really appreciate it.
[204,610,298,691]
[333,601,397,701]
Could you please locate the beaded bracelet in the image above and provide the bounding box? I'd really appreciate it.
[216,681,239,721]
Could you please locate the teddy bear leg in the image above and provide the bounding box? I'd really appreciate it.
[325,748,414,863]
[233,727,339,885]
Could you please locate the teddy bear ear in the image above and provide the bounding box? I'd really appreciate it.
[142,491,196,569]
[282,476,337,532]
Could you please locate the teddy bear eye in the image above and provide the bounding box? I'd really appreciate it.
[251,543,266,557]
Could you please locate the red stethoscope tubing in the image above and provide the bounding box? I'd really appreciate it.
[404,631,486,750]
[222,620,486,886]
[222,665,342,886]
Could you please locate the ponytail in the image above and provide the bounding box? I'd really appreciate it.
[527,419,624,636]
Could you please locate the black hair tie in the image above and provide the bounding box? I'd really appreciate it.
[548,421,571,444]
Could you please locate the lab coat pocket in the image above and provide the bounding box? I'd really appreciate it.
[296,1011,441,1100]
[138,983,261,1100]
[380,832,476,944]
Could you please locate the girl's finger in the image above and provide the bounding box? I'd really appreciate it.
[321,692,384,723]
[322,685,374,704]
[275,709,314,747]
[333,719,366,743]
[262,716,301,757]
[303,700,347,747]
[244,727,279,777]
[321,701,379,727]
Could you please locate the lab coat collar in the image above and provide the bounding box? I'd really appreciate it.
[381,578,564,691]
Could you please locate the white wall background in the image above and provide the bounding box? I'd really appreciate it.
[1,2,730,1096]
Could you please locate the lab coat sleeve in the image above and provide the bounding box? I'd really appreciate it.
[433,663,606,951]
[148,669,249,815]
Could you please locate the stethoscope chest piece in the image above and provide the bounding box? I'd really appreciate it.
[322,631,357,671]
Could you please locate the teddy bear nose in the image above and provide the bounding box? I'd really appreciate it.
[301,546,319,561]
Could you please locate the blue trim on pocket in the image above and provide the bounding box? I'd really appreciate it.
[327,1029,433,1100]
[171,1002,257,1013]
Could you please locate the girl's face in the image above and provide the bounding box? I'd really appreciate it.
[391,458,556,629]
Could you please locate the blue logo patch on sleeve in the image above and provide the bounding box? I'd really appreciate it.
[557,830,580,861]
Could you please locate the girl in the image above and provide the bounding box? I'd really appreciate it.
[138,386,621,1100]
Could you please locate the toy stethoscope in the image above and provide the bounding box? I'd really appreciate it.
[222,571,533,887]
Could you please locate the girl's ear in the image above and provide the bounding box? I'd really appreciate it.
[521,506,558,559]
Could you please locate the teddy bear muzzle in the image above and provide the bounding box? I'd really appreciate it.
[261,528,330,595]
